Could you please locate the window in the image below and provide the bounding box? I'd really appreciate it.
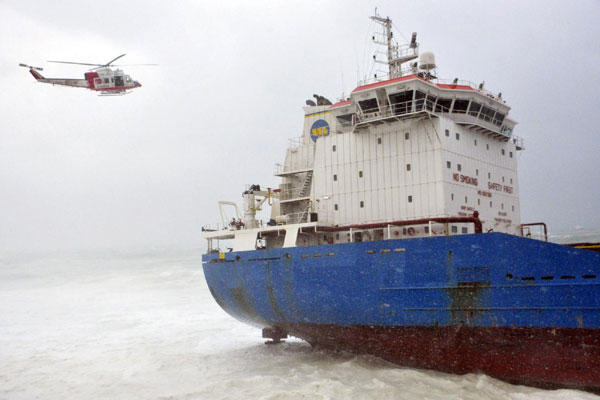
[424,226,429,233]
[465,196,468,203]
[488,172,491,179]
[512,205,515,211]
[476,169,479,176]
[95,78,102,84]
[360,201,364,208]
[436,98,452,113]
[103,78,109,84]
[490,201,493,207]
[455,132,460,140]
[389,90,414,115]
[335,233,339,240]
[501,203,504,210]
[332,145,336,152]
[452,99,469,114]
[377,137,382,144]
[478,199,481,205]
[358,98,378,113]
[451,226,458,233]
[502,149,506,155]
[447,161,451,169]
[468,101,482,117]
[461,227,468,234]
[486,144,490,150]
[408,195,413,203]
[333,174,337,181]
[425,94,437,111]
[334,204,338,211]
[510,178,513,184]
[359,170,363,178]
[406,164,411,171]
[480,106,495,122]
[414,91,426,111]
[502,176,505,182]
[336,113,355,127]
[451,193,454,201]
[457,164,462,171]
[510,151,513,158]
[405,132,410,140]
[445,129,450,137]
[474,139,477,146]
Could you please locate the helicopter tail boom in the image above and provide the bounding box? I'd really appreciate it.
[29,68,45,80]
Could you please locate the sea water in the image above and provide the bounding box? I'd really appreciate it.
[0,251,596,400]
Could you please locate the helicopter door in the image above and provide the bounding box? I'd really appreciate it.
[115,76,124,87]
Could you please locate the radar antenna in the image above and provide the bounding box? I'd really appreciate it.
[370,14,419,79]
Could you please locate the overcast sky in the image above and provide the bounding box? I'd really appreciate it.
[1,0,599,252]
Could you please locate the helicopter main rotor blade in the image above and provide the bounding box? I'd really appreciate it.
[105,54,126,66]
[47,60,103,67]
[111,63,159,67]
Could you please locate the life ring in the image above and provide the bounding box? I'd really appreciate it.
[407,227,416,236]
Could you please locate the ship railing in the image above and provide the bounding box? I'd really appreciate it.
[357,74,504,104]
[279,186,310,201]
[286,136,305,149]
[357,98,436,123]
[359,98,508,131]
[436,78,505,103]
[274,142,315,175]
[357,66,417,86]
[511,135,525,150]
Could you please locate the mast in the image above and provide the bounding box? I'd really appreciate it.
[370,14,419,79]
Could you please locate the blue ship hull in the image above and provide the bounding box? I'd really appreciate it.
[202,233,600,390]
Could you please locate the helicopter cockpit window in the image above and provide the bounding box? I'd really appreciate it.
[94,78,102,85]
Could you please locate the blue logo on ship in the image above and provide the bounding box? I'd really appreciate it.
[310,119,330,142]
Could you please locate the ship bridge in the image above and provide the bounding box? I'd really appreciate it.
[336,74,516,142]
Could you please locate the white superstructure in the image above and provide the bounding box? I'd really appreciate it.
[203,15,523,252]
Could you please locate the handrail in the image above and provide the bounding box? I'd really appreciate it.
[319,212,483,234]
[357,98,509,134]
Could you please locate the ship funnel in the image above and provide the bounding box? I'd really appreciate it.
[419,51,436,70]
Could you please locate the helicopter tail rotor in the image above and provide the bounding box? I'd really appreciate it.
[19,63,43,71]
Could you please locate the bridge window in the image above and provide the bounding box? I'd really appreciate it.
[358,98,379,113]
[336,113,355,127]
[468,101,481,117]
[389,90,414,115]
[425,94,437,111]
[494,113,505,126]
[452,99,469,114]
[435,98,452,113]
[414,90,426,111]
[479,106,495,122]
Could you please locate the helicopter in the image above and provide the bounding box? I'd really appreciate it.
[19,54,154,96]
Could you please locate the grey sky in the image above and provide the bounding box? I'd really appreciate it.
[1,0,599,251]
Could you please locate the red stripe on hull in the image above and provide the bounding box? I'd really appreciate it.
[283,324,600,392]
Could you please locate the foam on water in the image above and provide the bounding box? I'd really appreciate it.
[0,251,596,399]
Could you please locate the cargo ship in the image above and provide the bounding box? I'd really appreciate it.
[201,14,600,391]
